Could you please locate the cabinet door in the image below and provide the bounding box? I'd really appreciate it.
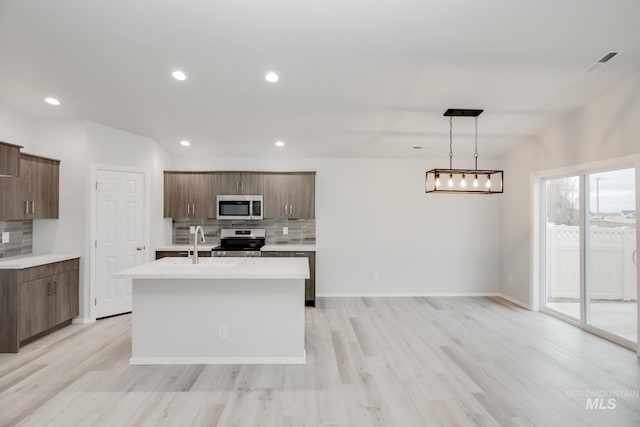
[263,173,289,219]
[164,172,191,218]
[287,173,315,219]
[239,172,263,195]
[30,157,59,219]
[0,142,21,176]
[0,176,17,220]
[14,155,32,219]
[217,172,243,195]
[50,270,79,325]
[302,252,316,303]
[217,172,263,195]
[189,173,217,219]
[18,278,50,340]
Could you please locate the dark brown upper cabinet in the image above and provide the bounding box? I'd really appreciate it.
[217,172,264,195]
[263,172,315,219]
[0,153,60,220]
[0,141,22,177]
[164,172,217,219]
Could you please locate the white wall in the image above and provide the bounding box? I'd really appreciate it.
[0,102,35,151]
[500,72,640,307]
[170,156,502,296]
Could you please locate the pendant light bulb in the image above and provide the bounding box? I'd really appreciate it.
[435,173,441,188]
[447,173,454,188]
[485,174,492,189]
[460,173,466,188]
[473,174,479,188]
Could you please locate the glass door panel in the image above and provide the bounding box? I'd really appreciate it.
[587,168,637,342]
[544,176,581,319]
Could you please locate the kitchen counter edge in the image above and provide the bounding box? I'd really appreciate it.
[0,253,81,269]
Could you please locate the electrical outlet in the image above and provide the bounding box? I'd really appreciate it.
[218,325,228,339]
[1,232,8,243]
[373,272,380,280]
[283,227,288,235]
[190,226,195,234]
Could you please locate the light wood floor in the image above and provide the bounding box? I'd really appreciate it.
[1,297,639,427]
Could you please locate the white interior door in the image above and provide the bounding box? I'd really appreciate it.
[95,169,145,318]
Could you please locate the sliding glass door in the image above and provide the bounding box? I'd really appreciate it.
[587,169,637,342]
[543,168,637,346]
[544,176,581,320]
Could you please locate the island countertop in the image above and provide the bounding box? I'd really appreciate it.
[114,257,310,280]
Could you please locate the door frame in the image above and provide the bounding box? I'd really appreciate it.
[531,154,640,354]
[89,164,151,322]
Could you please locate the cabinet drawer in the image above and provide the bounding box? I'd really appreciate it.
[19,259,79,282]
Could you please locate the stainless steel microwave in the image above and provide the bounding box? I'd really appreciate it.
[216,195,264,220]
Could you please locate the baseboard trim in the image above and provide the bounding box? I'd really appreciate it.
[493,293,532,310]
[129,350,306,365]
[317,292,501,298]
[72,317,96,324]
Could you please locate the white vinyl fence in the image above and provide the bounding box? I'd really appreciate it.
[546,225,637,301]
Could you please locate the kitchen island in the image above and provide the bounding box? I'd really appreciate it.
[114,257,309,365]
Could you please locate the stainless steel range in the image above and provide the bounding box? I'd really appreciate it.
[211,228,265,257]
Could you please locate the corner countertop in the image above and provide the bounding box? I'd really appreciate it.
[154,244,316,252]
[155,245,220,252]
[114,257,309,280]
[261,244,316,252]
[0,253,81,270]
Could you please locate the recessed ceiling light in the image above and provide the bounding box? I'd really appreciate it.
[274,140,285,147]
[172,70,187,81]
[44,97,60,106]
[180,140,191,147]
[265,72,279,83]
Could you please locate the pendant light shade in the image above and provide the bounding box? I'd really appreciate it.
[425,109,503,194]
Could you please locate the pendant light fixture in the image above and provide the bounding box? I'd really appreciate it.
[425,109,503,194]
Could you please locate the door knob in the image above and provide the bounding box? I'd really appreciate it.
[136,246,145,251]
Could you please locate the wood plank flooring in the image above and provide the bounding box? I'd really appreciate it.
[1,297,639,426]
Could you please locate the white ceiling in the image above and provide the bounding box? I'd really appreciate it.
[1,0,639,159]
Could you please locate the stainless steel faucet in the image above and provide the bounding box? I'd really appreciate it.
[193,225,205,264]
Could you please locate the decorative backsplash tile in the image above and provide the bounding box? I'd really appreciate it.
[0,220,33,258]
[173,219,315,245]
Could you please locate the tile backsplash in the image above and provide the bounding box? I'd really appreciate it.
[173,219,315,245]
[0,220,33,258]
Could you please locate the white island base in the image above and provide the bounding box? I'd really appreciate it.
[116,257,308,365]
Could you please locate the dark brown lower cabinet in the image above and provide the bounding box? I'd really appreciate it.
[0,258,79,353]
[155,251,211,260]
[262,251,316,306]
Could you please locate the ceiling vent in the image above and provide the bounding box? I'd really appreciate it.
[585,51,620,73]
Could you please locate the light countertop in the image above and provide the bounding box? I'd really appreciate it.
[0,253,81,269]
[155,244,315,252]
[114,257,309,280]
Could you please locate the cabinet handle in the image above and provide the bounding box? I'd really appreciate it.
[294,252,306,255]
[236,181,239,192]
[31,201,35,214]
[241,181,244,193]
[285,204,288,215]
[192,204,195,215]
[290,204,293,217]
[24,201,29,214]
